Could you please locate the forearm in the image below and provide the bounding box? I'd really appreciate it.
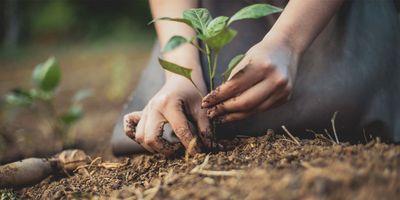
[149,0,205,87]
[264,0,344,54]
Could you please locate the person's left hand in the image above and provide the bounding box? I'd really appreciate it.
[201,37,300,123]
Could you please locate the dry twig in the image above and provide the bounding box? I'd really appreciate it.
[331,111,340,144]
[190,155,242,177]
[281,125,300,145]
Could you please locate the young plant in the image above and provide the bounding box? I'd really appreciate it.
[152,4,282,94]
[151,4,282,149]
[4,57,90,147]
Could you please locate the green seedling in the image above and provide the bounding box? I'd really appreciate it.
[150,4,282,150]
[151,3,282,94]
[4,57,91,147]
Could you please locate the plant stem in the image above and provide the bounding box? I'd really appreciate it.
[211,51,219,80]
[190,41,206,54]
[204,45,219,151]
[43,100,64,141]
[205,44,213,91]
[190,80,204,99]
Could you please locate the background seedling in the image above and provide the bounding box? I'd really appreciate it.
[4,57,90,147]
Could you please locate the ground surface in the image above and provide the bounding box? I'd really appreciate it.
[15,131,400,200]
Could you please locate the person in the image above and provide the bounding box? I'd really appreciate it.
[111,0,400,156]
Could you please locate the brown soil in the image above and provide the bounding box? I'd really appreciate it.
[15,131,400,200]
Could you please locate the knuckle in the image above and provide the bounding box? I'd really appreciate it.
[144,136,157,147]
[260,61,274,72]
[135,134,144,144]
[150,94,171,108]
[274,75,289,88]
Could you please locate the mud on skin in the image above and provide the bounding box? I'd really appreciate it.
[126,120,136,140]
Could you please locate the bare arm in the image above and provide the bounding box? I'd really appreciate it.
[149,0,205,89]
[266,0,345,54]
[202,0,345,122]
[124,0,212,156]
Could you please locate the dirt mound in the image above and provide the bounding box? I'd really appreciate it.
[16,132,400,199]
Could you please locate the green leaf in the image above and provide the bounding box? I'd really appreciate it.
[158,58,204,98]
[163,35,189,52]
[148,17,193,28]
[205,16,229,38]
[158,58,193,81]
[61,104,83,126]
[183,8,212,33]
[5,89,33,106]
[205,28,237,51]
[32,57,61,92]
[72,89,92,103]
[223,54,245,81]
[228,4,282,25]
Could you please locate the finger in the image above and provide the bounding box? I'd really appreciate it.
[215,112,253,124]
[163,100,200,155]
[123,111,142,140]
[193,109,213,149]
[144,110,182,155]
[255,86,291,112]
[134,107,155,153]
[201,64,263,108]
[206,78,283,118]
[217,86,290,123]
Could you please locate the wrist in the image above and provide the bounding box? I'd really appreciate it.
[261,30,305,56]
[166,74,208,93]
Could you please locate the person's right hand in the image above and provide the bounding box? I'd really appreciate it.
[123,75,211,156]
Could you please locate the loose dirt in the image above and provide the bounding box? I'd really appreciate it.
[15,131,400,200]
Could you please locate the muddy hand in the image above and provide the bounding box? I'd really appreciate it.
[202,38,299,123]
[123,76,212,156]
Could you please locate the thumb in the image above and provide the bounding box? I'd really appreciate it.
[123,111,142,140]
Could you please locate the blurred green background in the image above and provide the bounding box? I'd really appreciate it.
[0,0,154,54]
[0,0,156,163]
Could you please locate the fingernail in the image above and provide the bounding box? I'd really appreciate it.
[201,100,209,108]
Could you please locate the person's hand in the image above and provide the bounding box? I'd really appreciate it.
[123,75,211,156]
[201,36,299,123]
